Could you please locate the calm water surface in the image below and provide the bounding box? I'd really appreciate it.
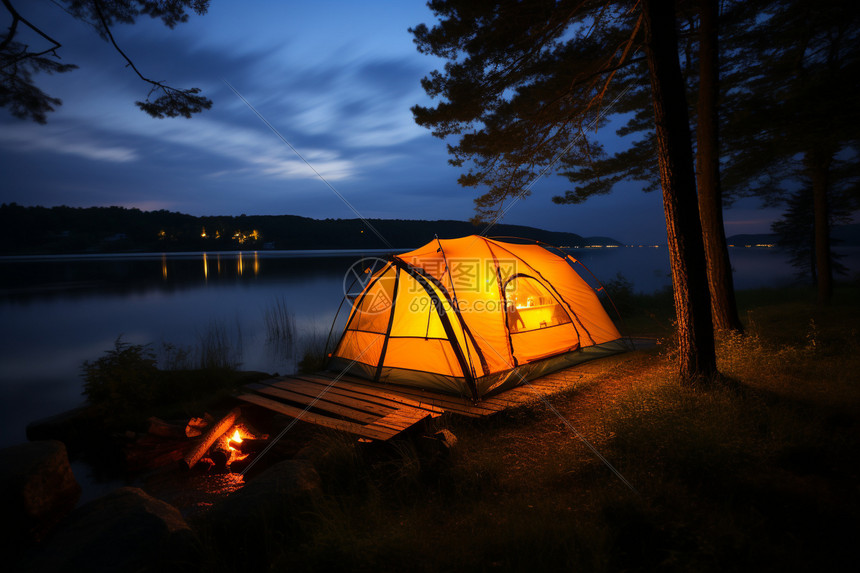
[1,246,856,447]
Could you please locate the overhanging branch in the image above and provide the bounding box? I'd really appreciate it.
[2,0,63,49]
[1,0,63,61]
[90,0,210,118]
[91,0,168,93]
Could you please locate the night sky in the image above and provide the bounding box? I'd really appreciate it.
[0,1,783,245]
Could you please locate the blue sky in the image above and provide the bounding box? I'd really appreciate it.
[0,0,783,245]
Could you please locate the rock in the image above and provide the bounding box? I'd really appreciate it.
[205,459,322,570]
[210,459,321,525]
[0,440,81,548]
[416,428,458,468]
[26,405,102,453]
[20,487,200,573]
[433,428,458,450]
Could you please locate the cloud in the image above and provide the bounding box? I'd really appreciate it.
[0,124,139,163]
[229,52,430,149]
[1,3,434,188]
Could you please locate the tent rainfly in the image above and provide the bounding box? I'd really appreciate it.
[328,236,630,401]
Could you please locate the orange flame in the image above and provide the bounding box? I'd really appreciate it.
[225,427,250,466]
[227,429,243,450]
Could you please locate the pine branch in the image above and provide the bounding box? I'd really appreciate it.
[1,0,63,52]
[91,0,211,118]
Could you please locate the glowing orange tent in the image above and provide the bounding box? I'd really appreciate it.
[328,236,630,400]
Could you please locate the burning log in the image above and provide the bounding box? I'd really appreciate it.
[209,441,233,469]
[209,428,266,469]
[125,435,198,472]
[181,407,242,470]
[185,415,213,438]
[146,417,186,439]
[230,438,268,455]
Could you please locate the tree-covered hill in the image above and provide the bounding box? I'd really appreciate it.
[727,225,860,248]
[0,204,621,255]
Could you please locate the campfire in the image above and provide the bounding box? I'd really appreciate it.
[205,424,261,469]
[182,408,270,471]
[125,406,269,473]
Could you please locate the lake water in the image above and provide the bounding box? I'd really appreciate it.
[2,245,857,447]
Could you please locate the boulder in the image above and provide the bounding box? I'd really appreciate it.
[26,405,102,454]
[0,440,81,547]
[20,487,200,573]
[205,459,322,570]
[209,459,321,526]
[415,428,458,470]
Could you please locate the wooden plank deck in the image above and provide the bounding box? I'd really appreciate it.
[237,374,447,441]
[236,359,606,441]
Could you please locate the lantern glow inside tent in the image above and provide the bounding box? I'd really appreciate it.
[328,236,631,400]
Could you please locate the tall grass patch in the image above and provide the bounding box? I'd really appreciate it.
[196,319,243,370]
[263,296,295,345]
[719,301,860,410]
[605,373,766,489]
[81,320,257,430]
[296,328,330,373]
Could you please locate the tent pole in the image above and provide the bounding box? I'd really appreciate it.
[435,234,478,384]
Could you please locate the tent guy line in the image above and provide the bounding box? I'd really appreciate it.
[223,78,394,249]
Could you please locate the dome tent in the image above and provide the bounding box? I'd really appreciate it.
[328,236,630,401]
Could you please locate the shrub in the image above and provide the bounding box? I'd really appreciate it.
[600,272,636,318]
[81,338,161,428]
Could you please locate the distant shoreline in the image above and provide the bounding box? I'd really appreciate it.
[0,204,624,256]
[0,244,697,261]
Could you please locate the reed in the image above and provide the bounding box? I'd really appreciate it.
[196,319,242,370]
[296,328,330,374]
[263,297,296,345]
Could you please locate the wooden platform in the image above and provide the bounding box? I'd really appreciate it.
[236,366,589,441]
[237,338,653,441]
[237,374,445,441]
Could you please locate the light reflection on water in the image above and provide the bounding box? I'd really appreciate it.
[0,246,857,447]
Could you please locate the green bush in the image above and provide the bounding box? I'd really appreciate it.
[81,332,253,430]
[600,272,637,317]
[81,338,161,428]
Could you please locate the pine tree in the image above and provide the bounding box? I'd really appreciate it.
[771,181,853,283]
[721,0,860,305]
[411,0,718,383]
[556,0,748,333]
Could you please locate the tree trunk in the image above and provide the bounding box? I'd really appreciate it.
[695,0,744,333]
[808,224,817,285]
[642,0,718,384]
[806,149,833,305]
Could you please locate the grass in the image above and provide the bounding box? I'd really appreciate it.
[81,321,256,432]
[262,298,330,372]
[264,297,296,347]
[191,285,860,573]
[75,284,857,571]
[296,328,331,374]
[196,319,243,370]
